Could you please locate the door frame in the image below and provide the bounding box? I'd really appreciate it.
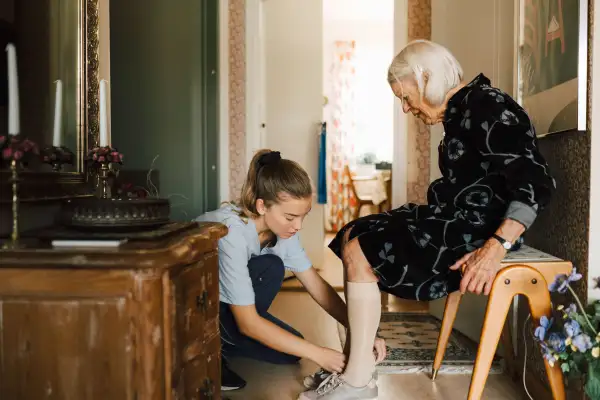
[218,0,230,202]
[199,0,220,212]
[392,0,409,208]
[219,0,267,203]
[589,0,600,300]
[245,0,267,164]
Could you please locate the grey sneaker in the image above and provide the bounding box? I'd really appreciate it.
[303,369,379,390]
[303,368,331,389]
[298,374,378,400]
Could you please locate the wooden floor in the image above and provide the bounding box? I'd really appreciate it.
[225,292,524,400]
[226,239,525,399]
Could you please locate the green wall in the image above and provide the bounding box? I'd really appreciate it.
[110,0,219,220]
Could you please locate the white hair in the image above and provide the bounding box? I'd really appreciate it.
[387,40,463,106]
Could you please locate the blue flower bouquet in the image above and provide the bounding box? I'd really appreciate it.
[534,269,600,399]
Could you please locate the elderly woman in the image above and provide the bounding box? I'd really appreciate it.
[299,40,555,399]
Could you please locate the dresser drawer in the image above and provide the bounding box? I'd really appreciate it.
[204,334,221,399]
[174,253,220,346]
[182,335,221,400]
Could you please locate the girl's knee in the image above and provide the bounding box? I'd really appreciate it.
[248,254,285,281]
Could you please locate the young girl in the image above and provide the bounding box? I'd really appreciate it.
[197,150,384,392]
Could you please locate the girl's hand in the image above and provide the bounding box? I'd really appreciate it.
[449,239,507,295]
[373,337,386,363]
[312,346,346,373]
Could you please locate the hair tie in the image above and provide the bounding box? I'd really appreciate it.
[257,151,282,167]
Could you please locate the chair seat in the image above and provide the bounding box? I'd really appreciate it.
[500,245,571,289]
[357,195,374,203]
[502,245,562,263]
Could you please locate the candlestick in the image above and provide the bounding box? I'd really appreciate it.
[99,79,108,147]
[96,161,113,199]
[52,80,63,147]
[2,159,21,249]
[5,43,19,135]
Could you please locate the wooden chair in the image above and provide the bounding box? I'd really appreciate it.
[344,165,391,220]
[432,245,572,400]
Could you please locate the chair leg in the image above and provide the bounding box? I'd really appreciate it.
[353,204,361,221]
[381,292,389,309]
[527,279,566,400]
[467,265,567,400]
[467,274,514,400]
[432,291,462,380]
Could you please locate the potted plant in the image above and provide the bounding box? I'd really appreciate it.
[534,270,600,399]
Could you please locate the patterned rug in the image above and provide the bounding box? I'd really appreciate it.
[376,312,503,375]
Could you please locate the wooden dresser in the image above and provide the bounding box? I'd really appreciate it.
[0,222,226,400]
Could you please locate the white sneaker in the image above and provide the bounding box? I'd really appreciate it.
[303,369,379,390]
[298,374,378,400]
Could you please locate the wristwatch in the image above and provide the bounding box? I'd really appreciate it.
[492,234,513,250]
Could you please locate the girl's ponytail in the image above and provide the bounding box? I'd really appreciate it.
[238,149,272,218]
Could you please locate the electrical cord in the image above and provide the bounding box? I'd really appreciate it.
[523,313,534,400]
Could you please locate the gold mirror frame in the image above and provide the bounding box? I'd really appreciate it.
[82,0,100,169]
[0,0,99,203]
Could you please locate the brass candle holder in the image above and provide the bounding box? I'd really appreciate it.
[87,146,123,199]
[41,145,75,172]
[0,135,39,248]
[96,160,113,199]
[6,159,19,246]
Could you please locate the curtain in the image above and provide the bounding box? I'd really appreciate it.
[325,40,358,232]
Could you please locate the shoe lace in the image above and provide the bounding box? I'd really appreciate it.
[315,373,343,395]
[314,368,329,379]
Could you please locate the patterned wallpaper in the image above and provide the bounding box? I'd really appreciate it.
[406,0,431,204]
[517,0,594,396]
[228,0,247,200]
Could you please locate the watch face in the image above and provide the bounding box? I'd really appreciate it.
[503,242,512,250]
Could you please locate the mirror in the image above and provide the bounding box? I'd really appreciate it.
[0,0,99,174]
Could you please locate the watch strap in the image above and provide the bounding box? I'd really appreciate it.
[492,233,512,249]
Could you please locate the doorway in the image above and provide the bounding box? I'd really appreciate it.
[246,0,407,266]
[322,0,395,233]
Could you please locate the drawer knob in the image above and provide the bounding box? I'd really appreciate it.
[196,378,214,399]
[196,291,208,313]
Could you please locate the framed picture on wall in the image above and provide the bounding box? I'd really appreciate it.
[514,0,588,137]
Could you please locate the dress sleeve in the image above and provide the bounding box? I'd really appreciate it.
[468,88,556,229]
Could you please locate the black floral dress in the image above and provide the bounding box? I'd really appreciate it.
[329,74,555,301]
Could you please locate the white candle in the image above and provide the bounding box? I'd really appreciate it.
[99,79,108,147]
[5,43,19,135]
[52,80,63,147]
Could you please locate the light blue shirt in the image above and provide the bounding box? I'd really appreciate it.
[195,204,312,306]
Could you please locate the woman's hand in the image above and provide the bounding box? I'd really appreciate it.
[312,346,346,373]
[373,337,387,363]
[449,239,507,295]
